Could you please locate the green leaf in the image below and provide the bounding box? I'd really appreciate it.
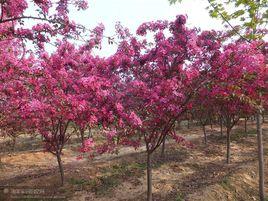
[231,10,245,18]
[210,10,219,18]
[168,0,183,4]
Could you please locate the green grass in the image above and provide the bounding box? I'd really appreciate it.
[190,163,202,170]
[100,162,146,178]
[220,176,232,190]
[69,162,146,196]
[231,129,256,141]
[94,175,120,195]
[68,177,90,185]
[68,176,116,196]
[264,147,268,154]
[128,162,147,170]
[175,193,185,201]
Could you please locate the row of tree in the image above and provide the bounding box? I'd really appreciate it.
[0,1,267,201]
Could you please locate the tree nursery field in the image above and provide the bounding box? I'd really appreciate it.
[0,121,267,201]
[0,0,267,201]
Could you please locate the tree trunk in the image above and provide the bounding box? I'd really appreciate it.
[177,121,181,130]
[56,152,64,186]
[220,118,223,137]
[88,128,92,138]
[256,111,265,201]
[161,135,166,158]
[12,137,16,151]
[147,153,153,201]
[210,120,213,129]
[202,125,207,144]
[80,128,85,144]
[244,117,248,134]
[187,120,190,129]
[226,128,231,164]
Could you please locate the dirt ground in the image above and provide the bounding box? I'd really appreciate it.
[0,120,267,201]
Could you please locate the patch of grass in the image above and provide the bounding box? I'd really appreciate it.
[94,162,146,195]
[264,149,268,158]
[94,175,120,195]
[231,129,256,141]
[68,177,90,185]
[69,162,147,196]
[220,176,232,190]
[129,162,147,170]
[175,193,185,201]
[68,176,119,196]
[101,162,147,177]
[190,163,201,170]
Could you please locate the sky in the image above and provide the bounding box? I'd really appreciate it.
[68,0,224,56]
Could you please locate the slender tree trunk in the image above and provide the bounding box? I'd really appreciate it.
[244,117,248,134]
[177,121,181,130]
[30,134,35,140]
[147,152,153,201]
[202,125,207,144]
[187,120,190,129]
[257,111,265,201]
[220,118,223,137]
[80,128,85,144]
[12,137,16,151]
[88,128,92,138]
[161,135,166,158]
[210,120,213,129]
[226,128,231,164]
[56,152,64,186]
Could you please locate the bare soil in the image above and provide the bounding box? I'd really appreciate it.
[0,120,267,201]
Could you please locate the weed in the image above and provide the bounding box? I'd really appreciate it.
[175,193,185,201]
[95,175,119,195]
[220,176,232,190]
[68,178,89,185]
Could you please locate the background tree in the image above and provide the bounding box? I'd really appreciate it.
[169,1,267,199]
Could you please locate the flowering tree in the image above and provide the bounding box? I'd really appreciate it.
[206,41,266,164]
[20,42,83,185]
[0,0,94,183]
[92,15,222,201]
[169,1,267,199]
[0,2,266,199]
[0,0,88,48]
[0,0,90,145]
[20,34,116,185]
[0,35,36,151]
[192,88,215,144]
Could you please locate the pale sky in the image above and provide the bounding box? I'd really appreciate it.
[68,0,224,56]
